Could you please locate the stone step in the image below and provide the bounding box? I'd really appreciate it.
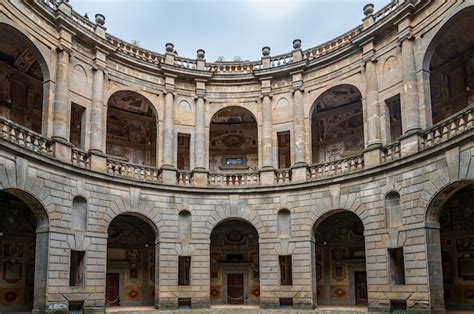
[105,305,368,314]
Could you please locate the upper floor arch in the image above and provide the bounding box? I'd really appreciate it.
[420,3,474,125]
[0,22,51,134]
[309,84,364,164]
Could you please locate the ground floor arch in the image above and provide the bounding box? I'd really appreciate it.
[106,213,159,308]
[209,219,260,305]
[312,210,367,307]
[426,181,474,311]
[0,189,49,313]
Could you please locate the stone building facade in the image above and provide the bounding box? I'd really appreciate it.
[0,0,473,313]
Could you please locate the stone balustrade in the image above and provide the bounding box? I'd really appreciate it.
[106,158,162,183]
[71,10,96,32]
[174,57,197,69]
[107,35,162,65]
[208,62,260,74]
[380,142,402,164]
[275,168,292,184]
[303,26,362,61]
[0,116,52,157]
[208,172,260,187]
[307,154,364,180]
[270,53,293,67]
[177,170,193,186]
[420,105,473,150]
[71,148,90,169]
[373,0,400,23]
[1,105,472,189]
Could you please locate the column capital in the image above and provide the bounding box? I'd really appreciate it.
[56,45,72,55]
[260,92,272,99]
[195,90,206,100]
[398,27,415,45]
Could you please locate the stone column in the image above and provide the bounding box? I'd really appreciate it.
[364,59,383,167]
[162,87,177,184]
[260,78,275,185]
[52,48,72,163]
[89,68,107,172]
[365,59,382,148]
[292,83,307,182]
[399,34,421,157]
[193,89,208,187]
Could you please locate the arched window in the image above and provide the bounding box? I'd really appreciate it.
[426,8,474,123]
[310,85,364,163]
[385,191,401,228]
[71,196,87,231]
[178,210,192,240]
[0,24,49,133]
[209,106,258,171]
[106,91,158,166]
[278,209,291,238]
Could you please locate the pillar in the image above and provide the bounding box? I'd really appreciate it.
[90,68,105,152]
[400,34,421,156]
[291,85,308,182]
[365,59,382,148]
[52,48,70,140]
[33,229,49,313]
[88,68,107,172]
[260,93,275,185]
[401,36,421,134]
[51,48,72,163]
[193,91,208,187]
[363,58,383,167]
[162,88,177,184]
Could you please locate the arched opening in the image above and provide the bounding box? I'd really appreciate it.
[277,209,291,239]
[310,85,364,164]
[312,210,367,307]
[0,189,49,312]
[210,219,260,305]
[436,183,474,311]
[106,214,158,308]
[106,91,158,166]
[385,191,402,228]
[209,107,258,172]
[0,24,48,134]
[426,7,474,124]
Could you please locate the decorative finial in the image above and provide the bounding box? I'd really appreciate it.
[293,39,302,50]
[364,3,374,16]
[197,49,205,59]
[262,46,271,57]
[165,43,175,54]
[95,13,105,26]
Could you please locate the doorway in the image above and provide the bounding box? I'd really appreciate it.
[227,274,244,304]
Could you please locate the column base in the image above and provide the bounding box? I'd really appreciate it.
[260,166,275,185]
[192,168,208,187]
[364,145,382,168]
[161,166,177,185]
[52,137,72,164]
[291,162,308,183]
[400,131,420,157]
[89,150,107,173]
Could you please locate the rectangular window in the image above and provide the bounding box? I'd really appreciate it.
[178,298,192,309]
[178,256,191,286]
[389,248,406,285]
[390,300,407,312]
[177,133,191,170]
[385,95,402,142]
[279,255,293,285]
[279,297,293,308]
[277,131,291,169]
[69,250,85,286]
[70,103,86,148]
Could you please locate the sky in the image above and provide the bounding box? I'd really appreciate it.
[71,0,389,62]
